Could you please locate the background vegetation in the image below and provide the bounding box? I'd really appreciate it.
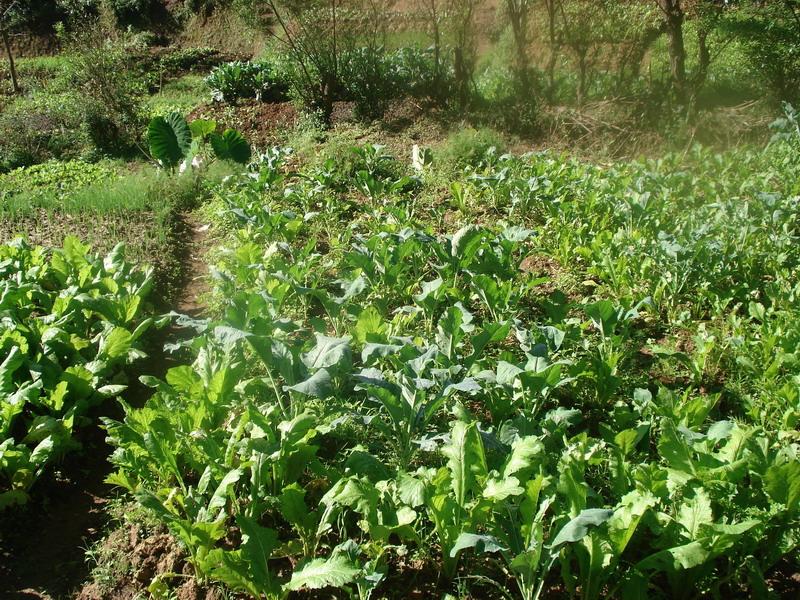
[0,1,798,599]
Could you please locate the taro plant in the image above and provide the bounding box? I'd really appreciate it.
[148,111,251,171]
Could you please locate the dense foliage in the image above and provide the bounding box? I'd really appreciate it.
[205,60,288,103]
[0,238,153,508]
[101,118,800,596]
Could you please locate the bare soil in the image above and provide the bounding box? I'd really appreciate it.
[189,101,300,149]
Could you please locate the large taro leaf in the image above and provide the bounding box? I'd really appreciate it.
[210,129,252,165]
[149,112,192,169]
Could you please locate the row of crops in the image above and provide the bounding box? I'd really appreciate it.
[105,130,798,598]
[1,122,799,596]
[0,238,153,508]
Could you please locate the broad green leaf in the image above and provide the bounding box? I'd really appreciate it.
[284,555,360,591]
[302,335,351,370]
[637,540,711,571]
[149,112,192,168]
[189,118,217,140]
[210,129,252,165]
[99,327,133,360]
[676,488,713,540]
[550,508,614,549]
[354,306,384,344]
[286,368,332,398]
[208,469,243,513]
[503,436,544,479]
[451,225,484,260]
[237,516,280,595]
[443,421,487,507]
[483,476,524,501]
[279,483,310,527]
[765,460,800,512]
[450,533,506,558]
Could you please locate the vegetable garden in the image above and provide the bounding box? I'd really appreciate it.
[1,1,799,598]
[5,116,798,597]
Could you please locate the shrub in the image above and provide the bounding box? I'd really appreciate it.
[391,46,455,101]
[205,60,288,103]
[338,47,456,118]
[0,93,91,171]
[160,47,219,75]
[438,126,507,169]
[338,47,399,119]
[107,0,158,27]
[475,65,539,134]
[729,9,800,104]
[58,19,148,157]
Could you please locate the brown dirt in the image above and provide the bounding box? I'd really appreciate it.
[76,528,188,600]
[175,213,212,316]
[189,101,299,150]
[0,428,113,599]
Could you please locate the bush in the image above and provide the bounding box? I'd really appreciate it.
[338,47,399,119]
[0,93,91,171]
[438,127,507,169]
[730,11,800,104]
[58,20,148,157]
[475,66,539,134]
[107,0,158,26]
[391,46,455,101]
[338,47,456,118]
[160,47,219,75]
[205,60,288,103]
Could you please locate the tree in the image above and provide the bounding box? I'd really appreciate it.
[236,0,389,121]
[1,0,21,94]
[504,0,534,93]
[448,0,480,108]
[726,0,800,103]
[417,0,445,92]
[654,0,687,103]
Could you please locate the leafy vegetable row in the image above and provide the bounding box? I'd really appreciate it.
[0,237,153,508]
[107,138,799,598]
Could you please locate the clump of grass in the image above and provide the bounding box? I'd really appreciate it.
[437,126,507,169]
[145,74,209,118]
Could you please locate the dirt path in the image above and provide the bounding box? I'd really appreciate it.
[0,213,211,599]
[175,214,212,317]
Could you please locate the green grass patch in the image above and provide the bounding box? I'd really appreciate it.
[144,74,209,118]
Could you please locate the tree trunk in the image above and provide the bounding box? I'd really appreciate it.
[432,13,441,91]
[577,49,587,105]
[545,0,558,102]
[507,0,530,92]
[693,27,710,95]
[657,0,686,103]
[454,46,468,108]
[1,27,19,94]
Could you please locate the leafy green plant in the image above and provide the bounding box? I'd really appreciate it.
[205,60,288,103]
[148,112,251,171]
[0,236,153,508]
